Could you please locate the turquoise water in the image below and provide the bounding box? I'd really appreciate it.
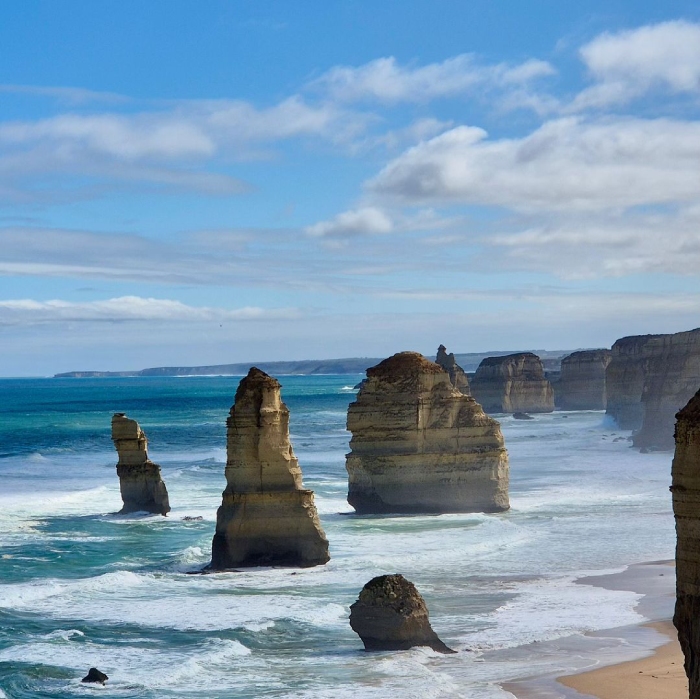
[0,376,676,698]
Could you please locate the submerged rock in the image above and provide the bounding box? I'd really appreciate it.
[81,668,108,684]
[556,349,612,410]
[346,352,509,514]
[111,414,170,516]
[435,344,470,394]
[210,368,330,569]
[672,390,700,696]
[512,412,533,420]
[470,353,554,414]
[349,574,456,653]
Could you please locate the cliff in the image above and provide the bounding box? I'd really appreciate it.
[345,352,509,514]
[436,344,470,394]
[556,349,612,410]
[672,390,700,697]
[634,329,700,450]
[111,414,170,515]
[470,353,555,414]
[210,367,329,569]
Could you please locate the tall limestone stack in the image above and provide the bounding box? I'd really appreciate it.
[634,329,700,450]
[605,334,664,430]
[111,413,170,515]
[435,344,470,394]
[672,390,700,697]
[346,352,509,514]
[210,367,330,569]
[556,349,612,410]
[470,353,555,414]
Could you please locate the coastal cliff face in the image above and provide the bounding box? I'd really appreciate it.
[556,349,612,410]
[470,352,555,414]
[345,352,509,514]
[111,414,170,516]
[436,344,470,394]
[634,329,700,450]
[672,391,700,697]
[349,574,455,653]
[211,367,329,569]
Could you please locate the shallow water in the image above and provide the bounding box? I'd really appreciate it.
[0,376,675,698]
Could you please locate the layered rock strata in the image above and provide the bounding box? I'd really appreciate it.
[556,349,612,410]
[672,390,700,696]
[349,574,455,653]
[346,352,509,514]
[111,414,170,516]
[210,367,329,569]
[634,329,700,450]
[436,344,470,394]
[470,353,554,414]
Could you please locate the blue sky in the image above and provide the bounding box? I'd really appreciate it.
[1,0,700,375]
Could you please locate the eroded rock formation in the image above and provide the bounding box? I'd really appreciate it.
[470,353,554,414]
[349,574,455,653]
[346,352,509,514]
[210,367,329,569]
[82,668,108,685]
[635,329,700,450]
[556,349,612,410]
[111,413,170,516]
[672,390,700,696]
[436,344,470,394]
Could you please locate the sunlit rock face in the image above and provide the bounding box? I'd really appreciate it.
[346,351,509,515]
[210,367,330,569]
[672,390,700,697]
[435,344,470,394]
[470,353,554,414]
[111,413,170,516]
[556,349,612,410]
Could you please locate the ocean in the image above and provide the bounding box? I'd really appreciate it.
[0,375,676,698]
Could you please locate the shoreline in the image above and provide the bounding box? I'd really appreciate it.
[502,560,685,699]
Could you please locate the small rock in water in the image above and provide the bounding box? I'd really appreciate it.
[81,667,108,684]
[182,516,203,521]
[349,574,456,653]
[512,412,534,420]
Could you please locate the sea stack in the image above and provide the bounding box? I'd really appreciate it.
[111,413,170,515]
[556,349,612,410]
[672,390,700,697]
[349,574,455,653]
[634,329,700,450]
[435,344,470,394]
[470,353,555,414]
[345,352,509,514]
[210,367,329,569]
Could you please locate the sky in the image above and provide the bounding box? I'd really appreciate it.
[1,0,700,375]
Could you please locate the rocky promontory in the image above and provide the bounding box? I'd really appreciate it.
[349,574,455,653]
[345,352,509,514]
[436,344,470,394]
[672,390,700,696]
[470,353,554,414]
[556,349,612,410]
[111,414,170,516]
[210,368,329,569]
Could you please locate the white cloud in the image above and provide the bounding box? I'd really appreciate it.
[309,54,555,104]
[369,117,700,212]
[572,20,700,109]
[0,84,129,105]
[0,296,300,325]
[305,207,394,237]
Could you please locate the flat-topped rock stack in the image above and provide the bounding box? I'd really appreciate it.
[210,367,329,569]
[672,390,700,697]
[435,344,470,394]
[345,351,509,514]
[470,352,554,414]
[556,349,612,410]
[111,413,170,516]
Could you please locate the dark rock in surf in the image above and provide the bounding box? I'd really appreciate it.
[81,668,108,684]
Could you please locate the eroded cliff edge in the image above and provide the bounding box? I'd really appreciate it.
[210,367,329,569]
[672,390,700,697]
[111,413,170,516]
[470,352,554,414]
[346,351,509,514]
[556,349,612,410]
